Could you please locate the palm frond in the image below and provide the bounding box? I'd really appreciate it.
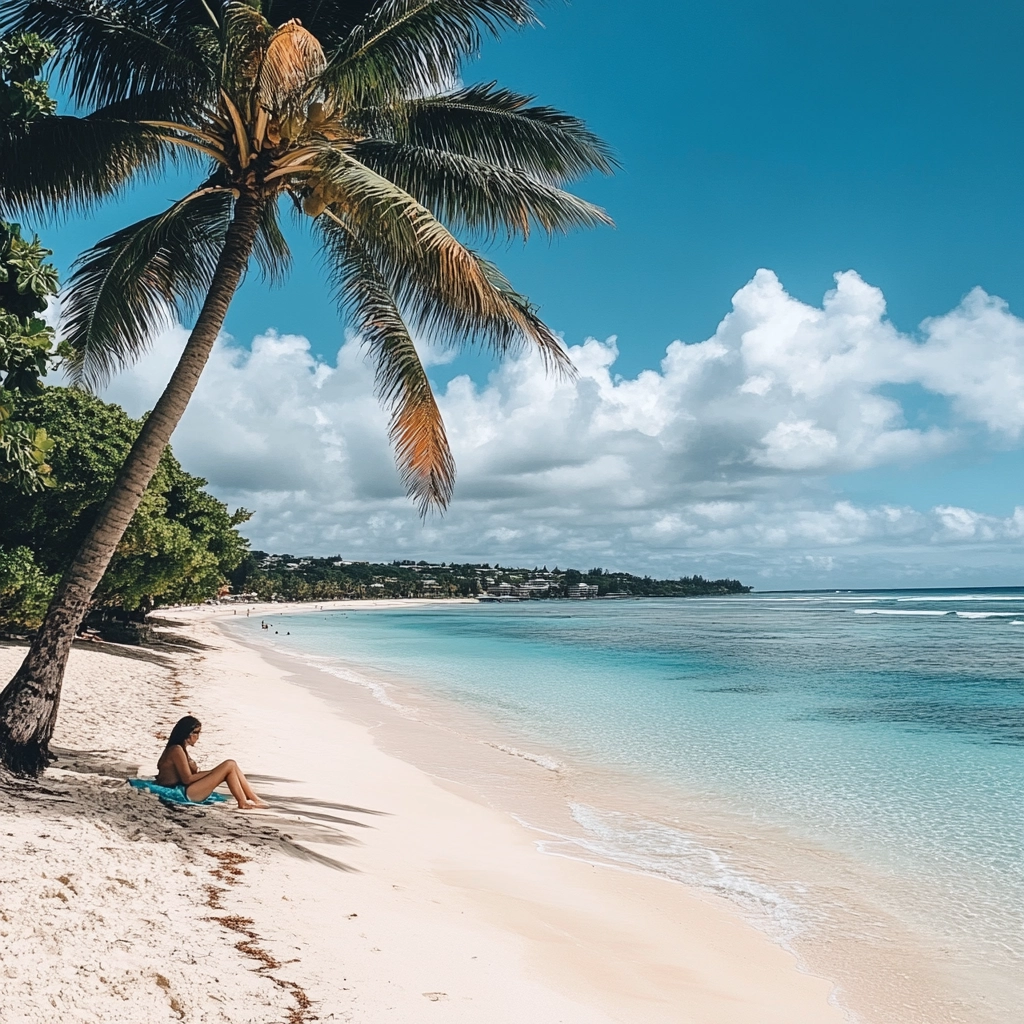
[352,140,612,239]
[2,0,218,110]
[318,216,455,513]
[261,1,379,48]
[0,115,167,218]
[61,187,233,387]
[252,195,292,285]
[324,0,538,107]
[106,0,220,32]
[359,82,617,183]
[85,87,214,128]
[221,0,271,110]
[312,146,573,374]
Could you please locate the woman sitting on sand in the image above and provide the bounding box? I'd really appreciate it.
[155,715,267,809]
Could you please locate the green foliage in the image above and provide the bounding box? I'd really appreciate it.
[100,460,252,612]
[0,387,251,621]
[0,219,58,317]
[60,189,234,387]
[0,217,61,492]
[0,32,56,122]
[575,572,751,599]
[0,544,56,630]
[0,412,54,490]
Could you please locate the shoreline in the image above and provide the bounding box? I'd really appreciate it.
[0,606,846,1023]
[209,599,1010,1024]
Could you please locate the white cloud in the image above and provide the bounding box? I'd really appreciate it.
[98,269,1024,587]
[754,420,839,471]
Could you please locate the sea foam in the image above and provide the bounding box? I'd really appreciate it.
[515,803,803,947]
[854,609,949,616]
[484,742,563,772]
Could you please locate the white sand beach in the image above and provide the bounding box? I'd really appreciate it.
[0,602,845,1023]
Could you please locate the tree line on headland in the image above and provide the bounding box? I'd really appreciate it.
[234,554,750,602]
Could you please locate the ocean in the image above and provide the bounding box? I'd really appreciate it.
[232,591,1024,1022]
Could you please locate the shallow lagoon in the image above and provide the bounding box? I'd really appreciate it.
[239,591,1024,1021]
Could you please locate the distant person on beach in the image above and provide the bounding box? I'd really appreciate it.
[155,716,267,809]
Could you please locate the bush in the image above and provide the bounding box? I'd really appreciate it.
[0,387,251,629]
[0,545,56,630]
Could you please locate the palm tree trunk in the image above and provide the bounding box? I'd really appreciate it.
[0,191,266,777]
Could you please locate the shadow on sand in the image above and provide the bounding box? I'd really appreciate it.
[0,745,388,874]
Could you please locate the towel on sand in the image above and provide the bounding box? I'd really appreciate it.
[127,778,228,806]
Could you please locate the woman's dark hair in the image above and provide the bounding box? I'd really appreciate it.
[165,715,201,750]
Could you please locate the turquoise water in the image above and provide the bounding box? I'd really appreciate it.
[234,591,1023,1017]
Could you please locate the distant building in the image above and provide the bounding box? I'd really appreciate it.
[568,582,599,599]
[479,581,521,601]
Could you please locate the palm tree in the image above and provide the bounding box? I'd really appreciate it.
[0,0,613,776]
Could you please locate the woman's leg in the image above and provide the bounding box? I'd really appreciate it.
[186,760,249,807]
[233,766,267,806]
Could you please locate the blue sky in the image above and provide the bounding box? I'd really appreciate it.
[54,1,1024,359]
[38,1,1024,585]
[474,0,1024,356]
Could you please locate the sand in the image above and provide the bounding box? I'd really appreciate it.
[0,603,846,1023]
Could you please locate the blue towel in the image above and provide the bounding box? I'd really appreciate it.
[127,778,228,806]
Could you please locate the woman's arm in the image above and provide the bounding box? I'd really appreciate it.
[169,745,206,785]
[185,752,218,783]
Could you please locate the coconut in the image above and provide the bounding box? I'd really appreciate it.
[303,192,327,218]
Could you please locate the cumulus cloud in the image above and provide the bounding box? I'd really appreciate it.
[99,269,1024,587]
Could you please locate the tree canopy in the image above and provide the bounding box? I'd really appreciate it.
[0,386,251,629]
[0,33,62,494]
[0,30,54,122]
[0,218,60,493]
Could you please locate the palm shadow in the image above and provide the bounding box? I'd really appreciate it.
[2,745,388,874]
